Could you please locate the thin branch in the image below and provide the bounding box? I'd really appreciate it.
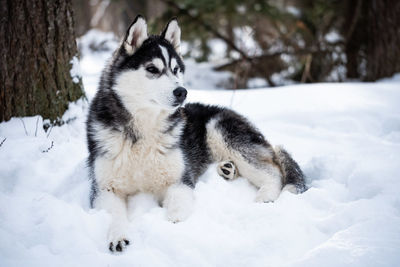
[46,125,54,138]
[19,118,28,136]
[90,0,111,27]
[0,138,6,148]
[35,117,39,137]
[214,48,328,71]
[301,54,313,83]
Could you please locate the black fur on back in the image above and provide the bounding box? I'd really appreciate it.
[180,103,223,186]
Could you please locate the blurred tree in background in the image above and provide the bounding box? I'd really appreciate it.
[72,0,400,88]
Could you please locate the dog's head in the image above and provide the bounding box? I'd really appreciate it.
[111,15,186,111]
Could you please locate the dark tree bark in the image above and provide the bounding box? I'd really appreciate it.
[344,0,364,79]
[364,0,400,81]
[0,0,85,123]
[344,0,400,81]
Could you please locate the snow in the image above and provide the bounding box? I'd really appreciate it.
[69,56,82,84]
[1,31,400,267]
[233,26,261,57]
[325,31,343,44]
[286,6,301,17]
[184,59,233,90]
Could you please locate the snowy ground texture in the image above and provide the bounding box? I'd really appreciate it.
[1,32,400,267]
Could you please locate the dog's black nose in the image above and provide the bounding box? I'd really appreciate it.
[173,87,187,102]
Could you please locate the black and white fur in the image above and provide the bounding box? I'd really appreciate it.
[87,15,306,253]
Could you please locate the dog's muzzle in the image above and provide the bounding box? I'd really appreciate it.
[173,87,187,105]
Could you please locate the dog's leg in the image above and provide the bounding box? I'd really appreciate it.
[254,172,283,203]
[163,183,194,223]
[95,189,130,252]
[206,115,283,202]
[234,158,283,203]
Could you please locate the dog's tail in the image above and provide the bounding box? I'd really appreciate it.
[274,145,307,194]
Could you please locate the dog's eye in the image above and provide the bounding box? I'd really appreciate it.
[173,67,179,75]
[146,66,160,74]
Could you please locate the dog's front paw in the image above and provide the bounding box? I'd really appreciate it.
[108,225,130,252]
[164,184,194,223]
[255,185,281,203]
[217,161,238,180]
[167,206,191,223]
[109,238,130,252]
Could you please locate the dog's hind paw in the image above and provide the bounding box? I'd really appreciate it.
[282,184,298,194]
[217,161,238,180]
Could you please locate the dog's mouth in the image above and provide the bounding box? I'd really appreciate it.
[150,99,184,109]
[172,100,185,107]
[172,96,186,107]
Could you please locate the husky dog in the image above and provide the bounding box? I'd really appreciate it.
[87,15,306,252]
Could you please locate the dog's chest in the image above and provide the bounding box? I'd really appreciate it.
[96,116,185,195]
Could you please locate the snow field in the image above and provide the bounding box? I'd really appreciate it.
[1,31,400,266]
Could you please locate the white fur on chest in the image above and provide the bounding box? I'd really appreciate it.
[93,111,184,197]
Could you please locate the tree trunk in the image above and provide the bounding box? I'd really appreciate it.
[0,0,85,123]
[344,0,400,81]
[344,0,364,79]
[364,0,400,81]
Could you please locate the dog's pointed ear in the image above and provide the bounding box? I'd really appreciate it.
[161,18,181,55]
[123,15,148,55]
